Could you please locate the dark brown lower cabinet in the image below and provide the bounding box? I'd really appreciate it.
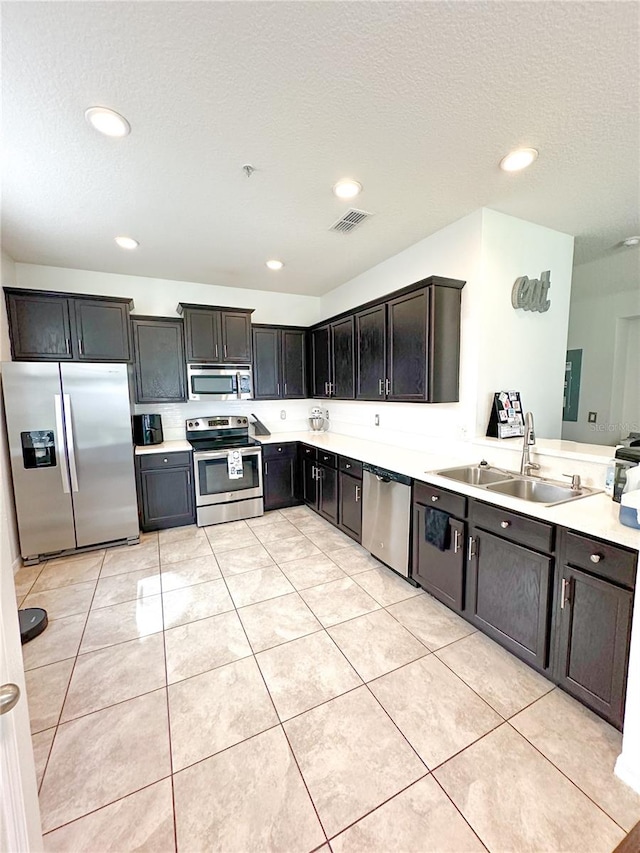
[263,444,299,511]
[467,528,552,672]
[136,452,195,531]
[338,471,362,542]
[413,504,465,612]
[317,464,338,524]
[554,565,632,728]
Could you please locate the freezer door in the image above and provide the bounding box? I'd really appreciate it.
[60,363,138,546]
[1,362,76,557]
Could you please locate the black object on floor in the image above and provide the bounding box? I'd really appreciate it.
[425,508,451,551]
[19,608,48,644]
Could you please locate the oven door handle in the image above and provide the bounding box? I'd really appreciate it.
[194,447,261,461]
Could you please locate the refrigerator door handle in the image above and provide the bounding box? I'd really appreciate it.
[54,394,71,494]
[63,394,80,493]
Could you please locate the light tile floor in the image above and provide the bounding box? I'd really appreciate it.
[15,506,640,852]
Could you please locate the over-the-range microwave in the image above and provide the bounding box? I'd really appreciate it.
[187,365,253,401]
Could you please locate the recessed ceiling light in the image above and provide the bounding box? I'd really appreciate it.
[499,148,539,172]
[266,259,284,270]
[85,107,131,138]
[333,179,362,199]
[622,236,640,247]
[114,236,139,250]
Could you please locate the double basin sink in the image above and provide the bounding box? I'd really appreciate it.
[434,464,600,507]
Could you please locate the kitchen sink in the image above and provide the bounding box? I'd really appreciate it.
[433,462,601,506]
[436,465,513,485]
[484,478,583,504]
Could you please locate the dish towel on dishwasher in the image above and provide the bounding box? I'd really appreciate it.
[227,450,243,479]
[425,507,451,551]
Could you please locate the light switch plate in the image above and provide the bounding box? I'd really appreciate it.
[280,410,286,420]
[588,411,597,423]
[375,414,380,426]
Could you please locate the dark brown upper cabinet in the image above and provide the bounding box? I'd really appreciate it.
[131,316,187,404]
[311,317,355,399]
[178,303,253,364]
[5,288,133,362]
[315,275,465,404]
[252,325,307,400]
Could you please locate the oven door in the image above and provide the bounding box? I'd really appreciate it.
[188,366,253,401]
[194,447,263,506]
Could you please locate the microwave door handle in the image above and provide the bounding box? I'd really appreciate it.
[236,372,242,399]
[63,394,79,493]
[54,394,71,494]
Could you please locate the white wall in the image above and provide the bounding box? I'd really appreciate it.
[476,209,575,439]
[15,264,322,327]
[563,249,640,445]
[1,249,21,569]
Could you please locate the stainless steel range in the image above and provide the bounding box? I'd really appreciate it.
[186,415,263,526]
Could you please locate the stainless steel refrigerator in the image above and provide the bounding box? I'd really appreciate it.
[2,362,138,562]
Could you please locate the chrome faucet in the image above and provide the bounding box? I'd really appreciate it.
[520,411,541,476]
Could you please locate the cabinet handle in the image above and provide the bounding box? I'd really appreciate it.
[355,485,361,502]
[431,495,439,502]
[265,462,268,475]
[345,463,351,469]
[378,379,384,396]
[311,465,316,480]
[163,458,169,463]
[78,337,83,355]
[65,337,71,354]
[500,520,510,529]
[224,344,227,357]
[385,378,390,395]
[468,536,477,560]
[324,382,329,395]
[215,344,219,359]
[561,577,571,609]
[278,447,282,453]
[590,553,602,563]
[277,383,280,396]
[453,528,461,554]
[284,383,287,395]
[187,470,191,485]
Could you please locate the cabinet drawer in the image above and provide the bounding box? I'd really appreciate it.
[414,481,466,518]
[339,456,363,478]
[263,442,297,460]
[317,450,337,469]
[472,501,554,553]
[564,531,637,589]
[138,451,192,470]
[299,444,317,461]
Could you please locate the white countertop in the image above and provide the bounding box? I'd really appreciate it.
[257,431,640,553]
[134,440,192,455]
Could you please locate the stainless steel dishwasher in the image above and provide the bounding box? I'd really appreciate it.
[362,463,412,577]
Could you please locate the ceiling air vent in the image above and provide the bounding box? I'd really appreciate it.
[329,208,372,234]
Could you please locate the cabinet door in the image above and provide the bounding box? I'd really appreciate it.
[355,305,386,400]
[317,464,338,524]
[264,456,298,511]
[387,289,428,401]
[139,467,195,531]
[281,329,306,398]
[331,317,355,399]
[184,309,220,362]
[302,457,318,506]
[311,325,331,397]
[338,471,362,541]
[413,505,465,612]
[252,327,281,399]
[555,566,632,728]
[220,311,251,363]
[6,292,74,360]
[132,318,186,403]
[467,529,552,671]
[74,299,131,361]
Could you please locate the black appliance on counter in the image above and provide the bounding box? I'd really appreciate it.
[613,437,640,502]
[133,414,164,446]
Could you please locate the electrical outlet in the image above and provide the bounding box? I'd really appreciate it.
[375,414,380,426]
[588,411,597,423]
[280,410,286,420]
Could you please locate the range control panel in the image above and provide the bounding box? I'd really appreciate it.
[186,416,248,431]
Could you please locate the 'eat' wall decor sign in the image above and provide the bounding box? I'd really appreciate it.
[511,269,551,313]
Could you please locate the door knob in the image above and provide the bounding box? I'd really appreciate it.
[0,683,21,715]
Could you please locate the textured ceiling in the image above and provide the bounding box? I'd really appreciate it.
[2,1,638,295]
